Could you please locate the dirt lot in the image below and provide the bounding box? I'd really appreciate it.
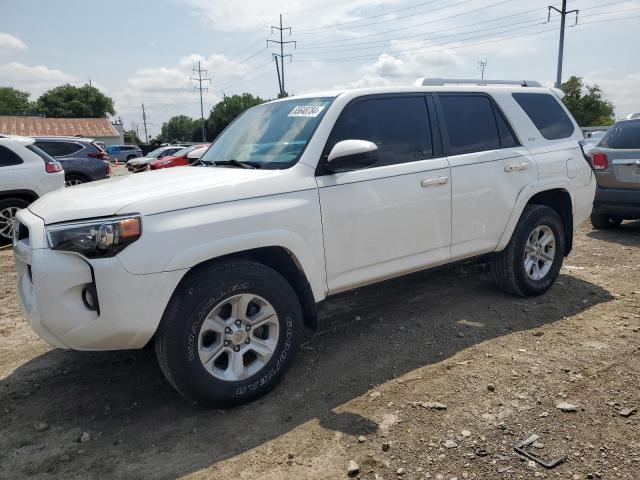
[1,221,639,480]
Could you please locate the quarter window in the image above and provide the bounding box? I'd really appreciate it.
[325,96,433,168]
[0,145,23,167]
[512,92,574,140]
[34,141,83,157]
[438,95,502,155]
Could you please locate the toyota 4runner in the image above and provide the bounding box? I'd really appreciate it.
[13,79,596,407]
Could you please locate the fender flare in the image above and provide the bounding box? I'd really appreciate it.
[496,179,573,252]
[163,229,326,301]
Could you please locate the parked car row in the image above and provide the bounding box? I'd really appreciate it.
[0,135,65,242]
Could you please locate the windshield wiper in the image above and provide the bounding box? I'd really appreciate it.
[213,159,259,169]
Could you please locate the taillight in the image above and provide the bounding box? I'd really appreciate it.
[45,161,63,173]
[591,152,608,170]
[89,151,109,160]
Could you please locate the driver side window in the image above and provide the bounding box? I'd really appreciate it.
[323,95,433,169]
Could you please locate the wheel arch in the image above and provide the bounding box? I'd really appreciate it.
[498,185,574,255]
[171,246,319,330]
[0,189,38,204]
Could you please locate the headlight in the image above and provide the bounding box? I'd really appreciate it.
[46,215,142,258]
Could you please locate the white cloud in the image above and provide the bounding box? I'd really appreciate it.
[584,72,640,119]
[0,32,27,52]
[115,51,260,136]
[0,62,74,94]
[179,0,401,32]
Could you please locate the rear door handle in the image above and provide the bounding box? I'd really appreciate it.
[504,163,528,172]
[421,176,449,187]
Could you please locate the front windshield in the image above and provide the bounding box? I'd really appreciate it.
[174,146,195,157]
[147,147,166,158]
[201,97,333,169]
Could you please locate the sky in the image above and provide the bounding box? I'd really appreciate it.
[1,0,639,138]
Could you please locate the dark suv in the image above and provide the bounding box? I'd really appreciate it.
[589,119,640,229]
[33,137,110,186]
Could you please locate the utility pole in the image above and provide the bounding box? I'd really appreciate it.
[478,59,487,80]
[141,103,149,143]
[548,0,579,88]
[268,14,296,97]
[190,61,211,142]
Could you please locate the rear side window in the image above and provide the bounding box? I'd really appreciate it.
[325,95,433,167]
[512,93,574,140]
[437,95,504,155]
[0,145,23,166]
[35,141,83,157]
[599,121,640,149]
[26,144,56,164]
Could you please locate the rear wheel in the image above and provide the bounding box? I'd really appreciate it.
[493,205,565,297]
[0,198,29,243]
[590,212,623,230]
[155,259,303,407]
[65,174,87,187]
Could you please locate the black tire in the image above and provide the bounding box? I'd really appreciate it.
[65,174,87,187]
[155,259,303,408]
[492,205,565,297]
[0,198,29,244]
[590,212,622,230]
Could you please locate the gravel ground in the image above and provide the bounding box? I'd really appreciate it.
[0,221,639,479]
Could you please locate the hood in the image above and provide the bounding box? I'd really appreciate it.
[29,166,293,224]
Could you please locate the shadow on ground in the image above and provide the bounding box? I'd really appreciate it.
[0,266,613,479]
[586,220,640,247]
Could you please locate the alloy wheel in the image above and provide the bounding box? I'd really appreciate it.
[523,224,556,281]
[198,293,279,381]
[0,207,19,240]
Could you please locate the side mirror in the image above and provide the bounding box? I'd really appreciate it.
[325,139,378,173]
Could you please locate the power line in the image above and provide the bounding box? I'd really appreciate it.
[294,0,444,32]
[267,14,296,96]
[294,4,637,62]
[293,11,640,64]
[296,0,515,34]
[190,61,212,141]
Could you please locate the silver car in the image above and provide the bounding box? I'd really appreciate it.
[589,118,640,228]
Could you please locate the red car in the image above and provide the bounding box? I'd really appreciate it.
[149,145,206,170]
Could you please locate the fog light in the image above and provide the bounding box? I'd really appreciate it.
[81,283,100,313]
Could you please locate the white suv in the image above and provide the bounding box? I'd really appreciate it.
[13,80,595,407]
[0,135,64,242]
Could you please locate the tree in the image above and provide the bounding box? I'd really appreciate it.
[124,130,142,145]
[207,93,266,140]
[36,84,115,118]
[160,115,194,143]
[560,76,615,126]
[191,118,207,142]
[0,86,36,115]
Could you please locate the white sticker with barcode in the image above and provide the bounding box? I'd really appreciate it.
[288,105,325,117]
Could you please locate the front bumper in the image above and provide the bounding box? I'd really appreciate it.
[12,209,185,350]
[593,185,640,219]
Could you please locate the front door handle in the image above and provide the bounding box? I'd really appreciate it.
[504,163,528,172]
[421,176,449,187]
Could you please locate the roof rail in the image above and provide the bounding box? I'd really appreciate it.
[415,78,542,87]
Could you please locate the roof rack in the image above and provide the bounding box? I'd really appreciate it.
[415,78,542,87]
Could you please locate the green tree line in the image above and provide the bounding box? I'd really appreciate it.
[0,84,115,118]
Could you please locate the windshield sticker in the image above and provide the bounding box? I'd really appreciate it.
[288,105,325,118]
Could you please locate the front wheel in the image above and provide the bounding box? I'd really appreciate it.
[155,259,303,407]
[0,198,29,243]
[492,205,565,297]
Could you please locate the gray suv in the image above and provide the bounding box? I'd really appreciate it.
[589,119,640,228]
[106,144,142,163]
[33,137,110,186]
